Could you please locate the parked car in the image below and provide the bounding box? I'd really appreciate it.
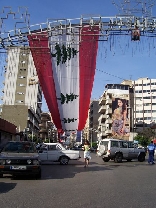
[0,141,41,179]
[38,143,81,165]
[97,138,146,163]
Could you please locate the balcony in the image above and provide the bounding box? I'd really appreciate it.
[98,131,107,137]
[98,114,107,122]
[98,106,106,114]
[106,118,112,124]
[39,123,45,127]
[39,128,48,133]
[106,98,112,105]
[105,129,112,134]
[99,97,106,105]
[106,109,112,115]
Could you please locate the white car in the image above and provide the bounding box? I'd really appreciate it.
[38,143,81,165]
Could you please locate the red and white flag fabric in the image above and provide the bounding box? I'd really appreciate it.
[28,25,99,133]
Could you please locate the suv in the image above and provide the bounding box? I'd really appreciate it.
[97,138,146,163]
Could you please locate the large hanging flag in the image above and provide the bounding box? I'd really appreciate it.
[28,25,99,133]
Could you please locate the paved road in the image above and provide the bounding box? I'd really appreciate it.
[0,152,155,208]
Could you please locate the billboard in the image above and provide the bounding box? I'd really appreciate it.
[112,94,130,140]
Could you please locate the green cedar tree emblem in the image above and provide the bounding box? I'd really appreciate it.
[57,93,79,104]
[51,43,78,65]
[62,118,78,123]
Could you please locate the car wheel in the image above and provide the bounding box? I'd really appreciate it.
[60,156,69,165]
[138,153,145,162]
[102,158,110,162]
[127,159,132,162]
[114,153,123,163]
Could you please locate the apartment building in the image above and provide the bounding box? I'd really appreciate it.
[98,78,156,141]
[133,77,156,131]
[98,84,131,141]
[39,112,57,142]
[84,100,100,144]
[1,47,42,140]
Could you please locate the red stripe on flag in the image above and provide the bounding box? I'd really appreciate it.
[78,26,99,130]
[28,32,62,130]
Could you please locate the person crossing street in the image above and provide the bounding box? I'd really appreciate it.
[147,140,155,164]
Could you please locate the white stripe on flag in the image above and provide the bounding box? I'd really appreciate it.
[49,29,79,131]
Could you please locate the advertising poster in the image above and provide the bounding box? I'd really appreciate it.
[112,95,130,140]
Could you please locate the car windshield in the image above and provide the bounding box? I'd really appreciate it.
[2,142,36,153]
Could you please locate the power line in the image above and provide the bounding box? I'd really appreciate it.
[96,68,126,80]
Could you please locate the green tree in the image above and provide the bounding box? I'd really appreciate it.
[134,128,155,147]
[92,142,98,148]
[134,135,151,147]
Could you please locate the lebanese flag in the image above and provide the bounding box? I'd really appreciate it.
[28,25,99,132]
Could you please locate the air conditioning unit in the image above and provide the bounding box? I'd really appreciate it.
[26,128,29,131]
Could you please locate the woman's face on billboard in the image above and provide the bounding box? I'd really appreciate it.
[118,99,123,107]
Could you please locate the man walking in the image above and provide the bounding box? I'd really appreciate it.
[147,140,155,164]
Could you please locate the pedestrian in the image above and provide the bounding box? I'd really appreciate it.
[147,140,155,164]
[82,140,91,168]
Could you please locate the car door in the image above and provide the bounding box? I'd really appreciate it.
[47,144,61,161]
[119,141,129,158]
[38,144,48,161]
[127,142,136,158]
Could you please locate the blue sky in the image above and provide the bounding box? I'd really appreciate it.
[1,0,156,111]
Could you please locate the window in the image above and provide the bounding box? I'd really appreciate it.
[41,145,47,150]
[119,141,128,148]
[128,142,134,148]
[48,145,56,151]
[56,145,62,150]
[111,141,119,147]
[19,69,26,71]
[16,100,24,103]
[17,92,24,95]
[19,76,26,79]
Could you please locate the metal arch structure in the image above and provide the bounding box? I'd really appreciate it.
[112,0,156,17]
[0,1,156,49]
[0,6,30,51]
[1,14,156,50]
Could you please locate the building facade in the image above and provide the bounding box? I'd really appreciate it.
[0,118,17,148]
[39,112,57,142]
[83,100,100,144]
[133,77,156,132]
[1,47,42,140]
[98,84,131,141]
[98,78,156,141]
